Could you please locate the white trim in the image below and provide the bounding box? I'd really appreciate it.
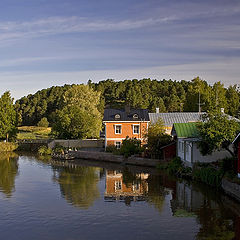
[104,123,107,150]
[115,141,121,149]
[106,138,144,141]
[132,124,140,134]
[238,173,240,178]
[103,121,150,123]
[114,124,122,134]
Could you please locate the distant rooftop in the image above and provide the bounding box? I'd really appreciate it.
[149,112,205,126]
[103,108,150,122]
[171,122,199,138]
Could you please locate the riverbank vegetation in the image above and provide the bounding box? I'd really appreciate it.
[158,157,238,188]
[0,142,18,152]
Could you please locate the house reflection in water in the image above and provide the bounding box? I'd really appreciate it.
[104,170,149,204]
[171,181,236,239]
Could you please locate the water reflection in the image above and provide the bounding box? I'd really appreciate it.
[0,152,19,198]
[27,157,240,239]
[52,165,100,209]
[104,169,149,205]
[171,180,236,239]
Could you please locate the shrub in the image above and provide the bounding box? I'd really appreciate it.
[106,145,117,153]
[37,117,49,127]
[120,137,143,158]
[167,157,192,176]
[193,167,224,188]
[53,145,66,154]
[0,142,18,152]
[38,145,52,155]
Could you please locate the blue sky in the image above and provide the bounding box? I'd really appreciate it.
[0,0,240,100]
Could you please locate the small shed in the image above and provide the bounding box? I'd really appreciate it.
[171,122,232,167]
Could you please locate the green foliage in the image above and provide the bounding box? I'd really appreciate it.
[0,142,18,152]
[105,145,119,154]
[197,111,240,156]
[0,91,17,141]
[193,167,224,188]
[53,144,66,154]
[145,119,172,158]
[52,85,102,139]
[37,117,49,127]
[38,145,52,155]
[167,157,192,176]
[15,78,240,126]
[120,137,143,158]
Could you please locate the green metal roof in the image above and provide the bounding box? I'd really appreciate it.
[173,122,199,138]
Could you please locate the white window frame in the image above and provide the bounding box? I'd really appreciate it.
[114,124,122,134]
[132,124,140,134]
[115,180,122,190]
[115,141,121,149]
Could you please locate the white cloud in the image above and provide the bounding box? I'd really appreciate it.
[0,16,176,43]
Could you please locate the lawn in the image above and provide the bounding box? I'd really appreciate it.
[17,126,52,140]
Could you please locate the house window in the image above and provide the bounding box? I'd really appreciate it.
[115,114,121,120]
[133,113,138,119]
[115,180,122,190]
[115,141,121,149]
[115,125,122,134]
[133,125,140,134]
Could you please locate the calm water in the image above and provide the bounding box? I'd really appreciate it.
[0,153,239,240]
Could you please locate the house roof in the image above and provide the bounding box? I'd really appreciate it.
[103,108,150,122]
[149,112,204,126]
[233,133,240,144]
[171,122,199,138]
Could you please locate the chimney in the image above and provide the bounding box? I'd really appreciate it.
[221,108,224,113]
[125,104,130,114]
[156,107,159,113]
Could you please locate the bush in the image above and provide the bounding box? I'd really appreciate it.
[37,117,49,127]
[193,167,224,188]
[53,145,66,154]
[38,145,52,155]
[167,157,192,176]
[120,137,143,158]
[0,142,18,152]
[106,145,117,153]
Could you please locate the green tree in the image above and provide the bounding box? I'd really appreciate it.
[197,111,240,157]
[0,91,17,141]
[145,119,172,158]
[37,117,49,127]
[52,85,102,139]
[226,85,240,117]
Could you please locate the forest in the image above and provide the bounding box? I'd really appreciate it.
[15,77,240,126]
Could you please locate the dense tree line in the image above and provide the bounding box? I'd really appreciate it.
[15,77,240,126]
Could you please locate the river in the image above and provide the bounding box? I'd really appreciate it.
[0,153,239,240]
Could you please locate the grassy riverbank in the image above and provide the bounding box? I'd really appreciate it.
[158,157,236,188]
[17,126,51,140]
